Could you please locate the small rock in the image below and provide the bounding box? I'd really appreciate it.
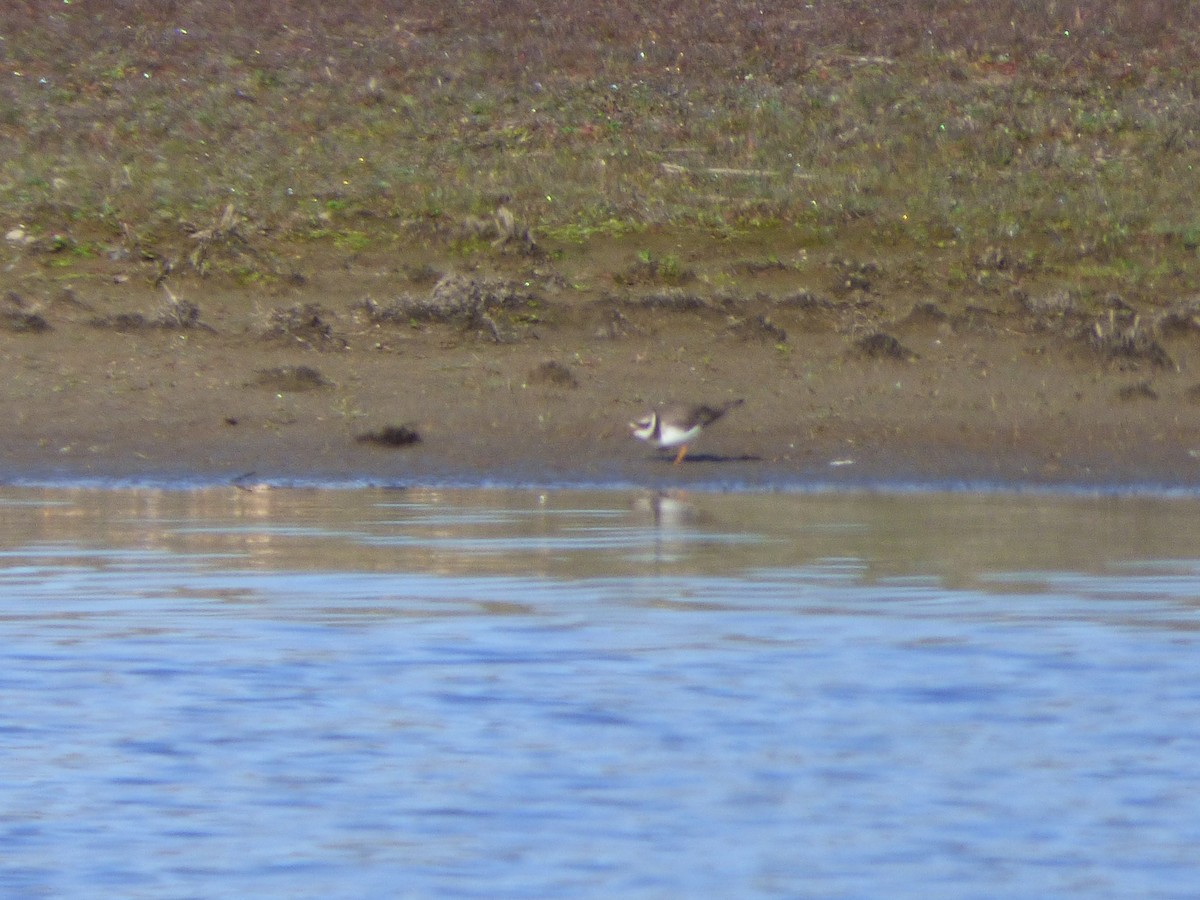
[356,425,422,447]
[854,331,916,361]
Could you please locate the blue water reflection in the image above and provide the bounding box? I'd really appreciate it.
[2,487,1200,898]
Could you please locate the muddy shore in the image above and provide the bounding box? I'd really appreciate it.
[3,232,1199,491]
[3,3,1200,490]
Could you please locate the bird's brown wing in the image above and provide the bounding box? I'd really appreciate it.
[691,398,744,428]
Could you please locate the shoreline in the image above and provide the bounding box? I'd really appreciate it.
[4,449,1199,497]
[4,245,1199,498]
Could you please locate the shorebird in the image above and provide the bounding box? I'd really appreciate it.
[629,398,744,464]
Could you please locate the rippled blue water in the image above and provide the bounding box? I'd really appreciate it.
[2,486,1200,898]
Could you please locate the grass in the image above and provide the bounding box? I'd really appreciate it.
[2,1,1200,302]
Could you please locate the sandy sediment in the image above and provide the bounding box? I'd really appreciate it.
[3,236,1199,490]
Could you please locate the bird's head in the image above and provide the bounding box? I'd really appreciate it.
[629,412,657,441]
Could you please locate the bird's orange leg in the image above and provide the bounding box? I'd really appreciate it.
[673,445,688,465]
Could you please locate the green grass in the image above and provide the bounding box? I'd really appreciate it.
[1,1,1200,301]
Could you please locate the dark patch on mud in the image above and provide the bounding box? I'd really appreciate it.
[1156,298,1200,335]
[1117,381,1159,402]
[729,314,787,343]
[854,331,917,361]
[527,360,579,388]
[830,258,881,293]
[355,425,422,447]
[1088,308,1175,371]
[2,293,51,333]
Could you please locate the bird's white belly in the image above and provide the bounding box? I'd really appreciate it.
[654,424,702,448]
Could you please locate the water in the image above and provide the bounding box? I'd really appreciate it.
[3,485,1200,898]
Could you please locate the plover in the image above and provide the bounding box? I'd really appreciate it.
[629,398,744,464]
